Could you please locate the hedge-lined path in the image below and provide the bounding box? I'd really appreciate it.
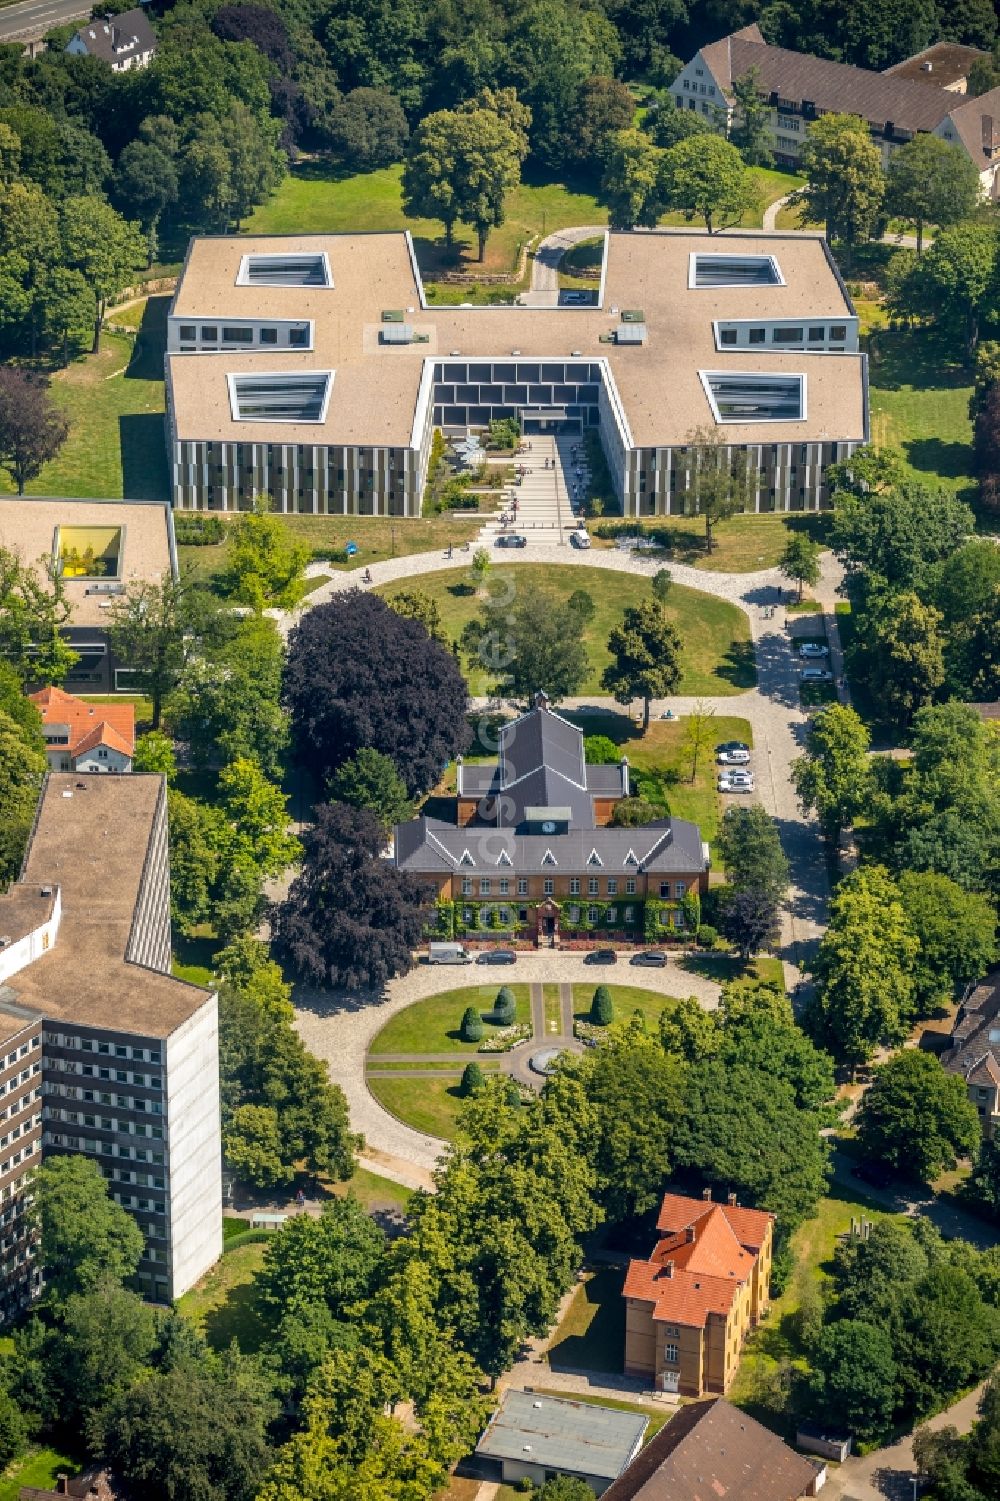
[294,953,722,1178]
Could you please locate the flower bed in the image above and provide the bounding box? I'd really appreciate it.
[573,1019,609,1042]
[478,1023,532,1054]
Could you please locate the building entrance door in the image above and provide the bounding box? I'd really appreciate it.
[520,407,581,435]
[535,900,560,947]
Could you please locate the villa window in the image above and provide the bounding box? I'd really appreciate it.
[588,878,599,895]
[570,878,580,895]
[606,907,617,924]
[607,879,618,895]
[479,879,491,895]
[543,879,554,896]
[462,878,472,895]
[569,906,581,923]
[587,907,598,925]
[675,882,686,898]
[625,906,635,923]
[625,878,636,894]
[498,908,510,925]
[499,879,509,895]
[665,1344,679,1363]
[518,879,528,896]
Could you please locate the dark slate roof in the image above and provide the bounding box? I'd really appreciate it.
[71,8,156,64]
[394,815,705,876]
[884,42,986,90]
[702,26,957,131]
[465,707,625,828]
[601,1398,821,1501]
[941,972,1000,1087]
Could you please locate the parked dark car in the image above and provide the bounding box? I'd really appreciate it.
[852,1159,893,1190]
[495,533,527,548]
[477,948,517,965]
[632,951,667,967]
[586,948,618,965]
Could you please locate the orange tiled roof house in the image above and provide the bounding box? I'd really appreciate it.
[29,687,134,774]
[623,1189,773,1397]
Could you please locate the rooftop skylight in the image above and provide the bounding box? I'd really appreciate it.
[228,371,333,423]
[690,253,784,289]
[700,371,805,423]
[237,252,332,288]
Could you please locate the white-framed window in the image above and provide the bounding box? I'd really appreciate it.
[480,879,491,895]
[587,907,599,925]
[665,1343,679,1363]
[689,252,784,290]
[517,878,528,896]
[588,878,599,895]
[570,878,581,894]
[228,371,333,424]
[606,907,617,924]
[461,878,472,895]
[544,878,554,895]
[675,882,686,899]
[625,905,635,922]
[607,879,618,895]
[625,878,636,894]
[499,879,509,895]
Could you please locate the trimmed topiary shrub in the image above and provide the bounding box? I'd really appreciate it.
[460,1006,484,1043]
[591,985,614,1026]
[697,924,718,948]
[461,1061,486,1096]
[494,986,516,1024]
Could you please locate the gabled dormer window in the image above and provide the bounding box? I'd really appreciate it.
[541,849,557,867]
[459,850,474,867]
[497,850,513,866]
[586,848,604,867]
[624,850,639,867]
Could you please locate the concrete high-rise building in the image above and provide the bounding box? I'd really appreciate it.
[0,774,221,1315]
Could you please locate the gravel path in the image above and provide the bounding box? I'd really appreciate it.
[520,225,605,307]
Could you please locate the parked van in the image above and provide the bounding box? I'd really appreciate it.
[428,942,473,965]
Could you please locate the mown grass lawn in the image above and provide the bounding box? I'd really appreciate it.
[369,984,531,1055]
[591,511,829,574]
[560,710,755,844]
[866,328,974,497]
[729,1190,891,1434]
[246,162,805,286]
[572,984,679,1032]
[0,1447,85,1501]
[679,953,785,989]
[546,1266,628,1375]
[3,301,170,502]
[377,566,755,699]
[177,1238,270,1353]
[367,1074,466,1140]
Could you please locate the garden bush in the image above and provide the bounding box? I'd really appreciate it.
[460,1006,484,1043]
[494,987,516,1025]
[461,1061,485,1096]
[697,924,719,948]
[174,514,226,545]
[591,986,614,1026]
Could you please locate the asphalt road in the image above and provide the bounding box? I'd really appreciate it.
[0,0,90,42]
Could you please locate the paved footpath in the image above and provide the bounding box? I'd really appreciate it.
[823,1382,987,1501]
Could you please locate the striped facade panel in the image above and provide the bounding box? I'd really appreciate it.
[171,440,422,517]
[623,438,860,517]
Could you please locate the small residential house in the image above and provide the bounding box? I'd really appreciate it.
[475,1390,647,1495]
[66,9,156,71]
[29,686,134,773]
[20,1467,124,1501]
[601,1399,825,1501]
[394,694,709,948]
[670,25,1000,197]
[623,1189,773,1397]
[941,970,1000,1138]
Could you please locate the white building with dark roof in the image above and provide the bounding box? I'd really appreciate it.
[476,1391,648,1494]
[671,25,1000,194]
[394,696,709,948]
[66,8,156,71]
[941,970,1000,1138]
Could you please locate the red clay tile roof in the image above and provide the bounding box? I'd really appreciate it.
[600,1398,821,1501]
[655,1191,773,1250]
[30,686,135,760]
[625,1194,772,1327]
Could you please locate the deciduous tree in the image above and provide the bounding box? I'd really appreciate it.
[0,543,76,684]
[59,194,146,351]
[284,593,470,797]
[600,127,664,229]
[470,583,589,706]
[402,98,529,260]
[29,1156,145,1304]
[887,222,998,354]
[271,800,429,990]
[254,1198,385,1324]
[791,703,872,843]
[805,1320,897,1445]
[811,864,918,1069]
[107,578,189,730]
[718,886,781,959]
[779,532,821,602]
[684,425,751,552]
[885,134,981,254]
[602,600,682,730]
[897,870,997,1013]
[794,113,885,262]
[217,500,309,610]
[0,367,68,495]
[857,1050,981,1182]
[660,134,760,233]
[0,710,46,888]
[729,69,773,166]
[716,804,789,901]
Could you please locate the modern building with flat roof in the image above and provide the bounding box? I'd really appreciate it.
[476,1390,648,1494]
[0,497,178,694]
[0,774,221,1315]
[165,228,867,519]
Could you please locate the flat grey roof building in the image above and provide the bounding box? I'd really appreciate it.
[477,1390,648,1487]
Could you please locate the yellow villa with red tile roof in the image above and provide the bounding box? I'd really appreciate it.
[623,1189,773,1397]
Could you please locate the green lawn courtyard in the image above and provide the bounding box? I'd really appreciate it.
[377,566,755,699]
[369,985,531,1055]
[590,511,829,573]
[572,984,679,1032]
[366,1074,468,1140]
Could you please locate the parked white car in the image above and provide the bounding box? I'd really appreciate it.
[718,770,755,793]
[569,529,591,549]
[717,747,751,765]
[800,666,834,683]
[798,642,830,659]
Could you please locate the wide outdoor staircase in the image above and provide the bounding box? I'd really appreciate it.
[480,435,574,545]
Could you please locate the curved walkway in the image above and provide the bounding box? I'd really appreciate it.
[294,953,723,1181]
[521,225,605,307]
